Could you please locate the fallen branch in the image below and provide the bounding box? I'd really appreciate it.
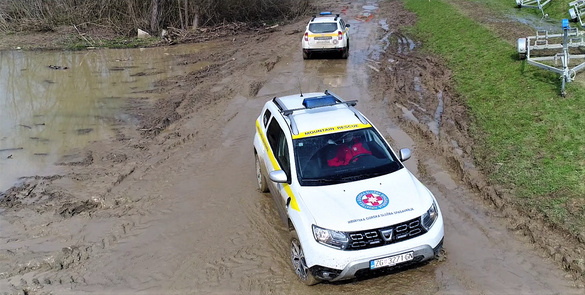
[73,24,94,46]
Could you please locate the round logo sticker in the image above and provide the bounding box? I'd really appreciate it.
[356,190,389,210]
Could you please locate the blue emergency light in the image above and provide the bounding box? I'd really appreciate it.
[302,95,337,108]
[562,18,569,29]
[320,12,333,15]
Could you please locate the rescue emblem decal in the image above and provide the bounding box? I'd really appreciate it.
[356,190,389,210]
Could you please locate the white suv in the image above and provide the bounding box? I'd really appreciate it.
[253,90,444,285]
[302,12,350,59]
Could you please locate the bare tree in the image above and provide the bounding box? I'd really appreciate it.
[150,0,160,33]
[0,0,311,34]
[183,0,188,30]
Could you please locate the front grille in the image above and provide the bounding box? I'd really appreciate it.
[346,216,426,251]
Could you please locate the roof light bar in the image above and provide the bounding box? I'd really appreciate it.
[320,11,333,15]
[302,95,338,108]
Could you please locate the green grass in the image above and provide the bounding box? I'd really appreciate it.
[402,0,585,233]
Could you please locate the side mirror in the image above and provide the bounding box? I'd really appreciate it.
[346,24,351,28]
[269,170,288,183]
[399,148,411,162]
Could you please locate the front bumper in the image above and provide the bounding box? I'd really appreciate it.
[314,239,443,281]
[304,215,444,281]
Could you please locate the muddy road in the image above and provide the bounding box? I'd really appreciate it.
[0,1,582,294]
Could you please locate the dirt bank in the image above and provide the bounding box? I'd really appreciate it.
[0,0,583,294]
[374,0,585,285]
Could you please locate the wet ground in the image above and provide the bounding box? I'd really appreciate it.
[0,45,214,191]
[0,1,584,294]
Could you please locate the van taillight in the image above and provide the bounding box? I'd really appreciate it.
[338,31,343,40]
[305,32,309,41]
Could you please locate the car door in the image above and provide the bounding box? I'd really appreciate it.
[265,118,293,223]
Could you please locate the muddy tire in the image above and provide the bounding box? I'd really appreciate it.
[290,230,320,286]
[303,50,310,60]
[255,154,268,193]
[341,41,349,59]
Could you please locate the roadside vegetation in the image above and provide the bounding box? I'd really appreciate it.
[0,0,310,49]
[402,0,585,234]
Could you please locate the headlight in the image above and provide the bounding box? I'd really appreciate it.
[312,225,349,250]
[421,200,439,231]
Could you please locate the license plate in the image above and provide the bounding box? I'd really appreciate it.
[314,36,332,40]
[370,252,414,269]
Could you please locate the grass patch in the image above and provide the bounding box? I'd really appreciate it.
[402,0,585,233]
[64,35,159,50]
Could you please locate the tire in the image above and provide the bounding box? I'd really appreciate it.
[341,41,349,59]
[518,53,526,60]
[303,50,310,60]
[255,154,268,193]
[290,230,320,286]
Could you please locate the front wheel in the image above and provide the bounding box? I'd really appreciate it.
[255,154,268,193]
[290,230,320,286]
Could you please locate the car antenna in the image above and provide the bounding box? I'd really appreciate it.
[297,77,303,97]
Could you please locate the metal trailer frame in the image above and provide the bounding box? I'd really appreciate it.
[516,0,552,17]
[517,19,585,97]
[569,0,585,27]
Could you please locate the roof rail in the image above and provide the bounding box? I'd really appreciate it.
[334,14,340,21]
[272,96,284,111]
[276,90,369,135]
[311,15,316,21]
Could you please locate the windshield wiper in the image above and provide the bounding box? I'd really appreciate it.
[340,172,379,181]
[303,178,338,184]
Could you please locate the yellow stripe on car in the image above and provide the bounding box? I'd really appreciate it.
[256,120,300,212]
[292,123,371,139]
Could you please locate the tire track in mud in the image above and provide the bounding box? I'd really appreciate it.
[155,102,295,294]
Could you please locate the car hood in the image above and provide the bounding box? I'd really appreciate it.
[297,168,432,232]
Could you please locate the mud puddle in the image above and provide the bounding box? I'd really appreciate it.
[0,44,214,192]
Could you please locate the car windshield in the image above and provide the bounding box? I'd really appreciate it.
[309,22,338,33]
[293,128,403,186]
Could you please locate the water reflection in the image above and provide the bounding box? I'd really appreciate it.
[0,44,213,192]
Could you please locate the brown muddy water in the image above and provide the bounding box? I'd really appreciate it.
[0,45,212,192]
